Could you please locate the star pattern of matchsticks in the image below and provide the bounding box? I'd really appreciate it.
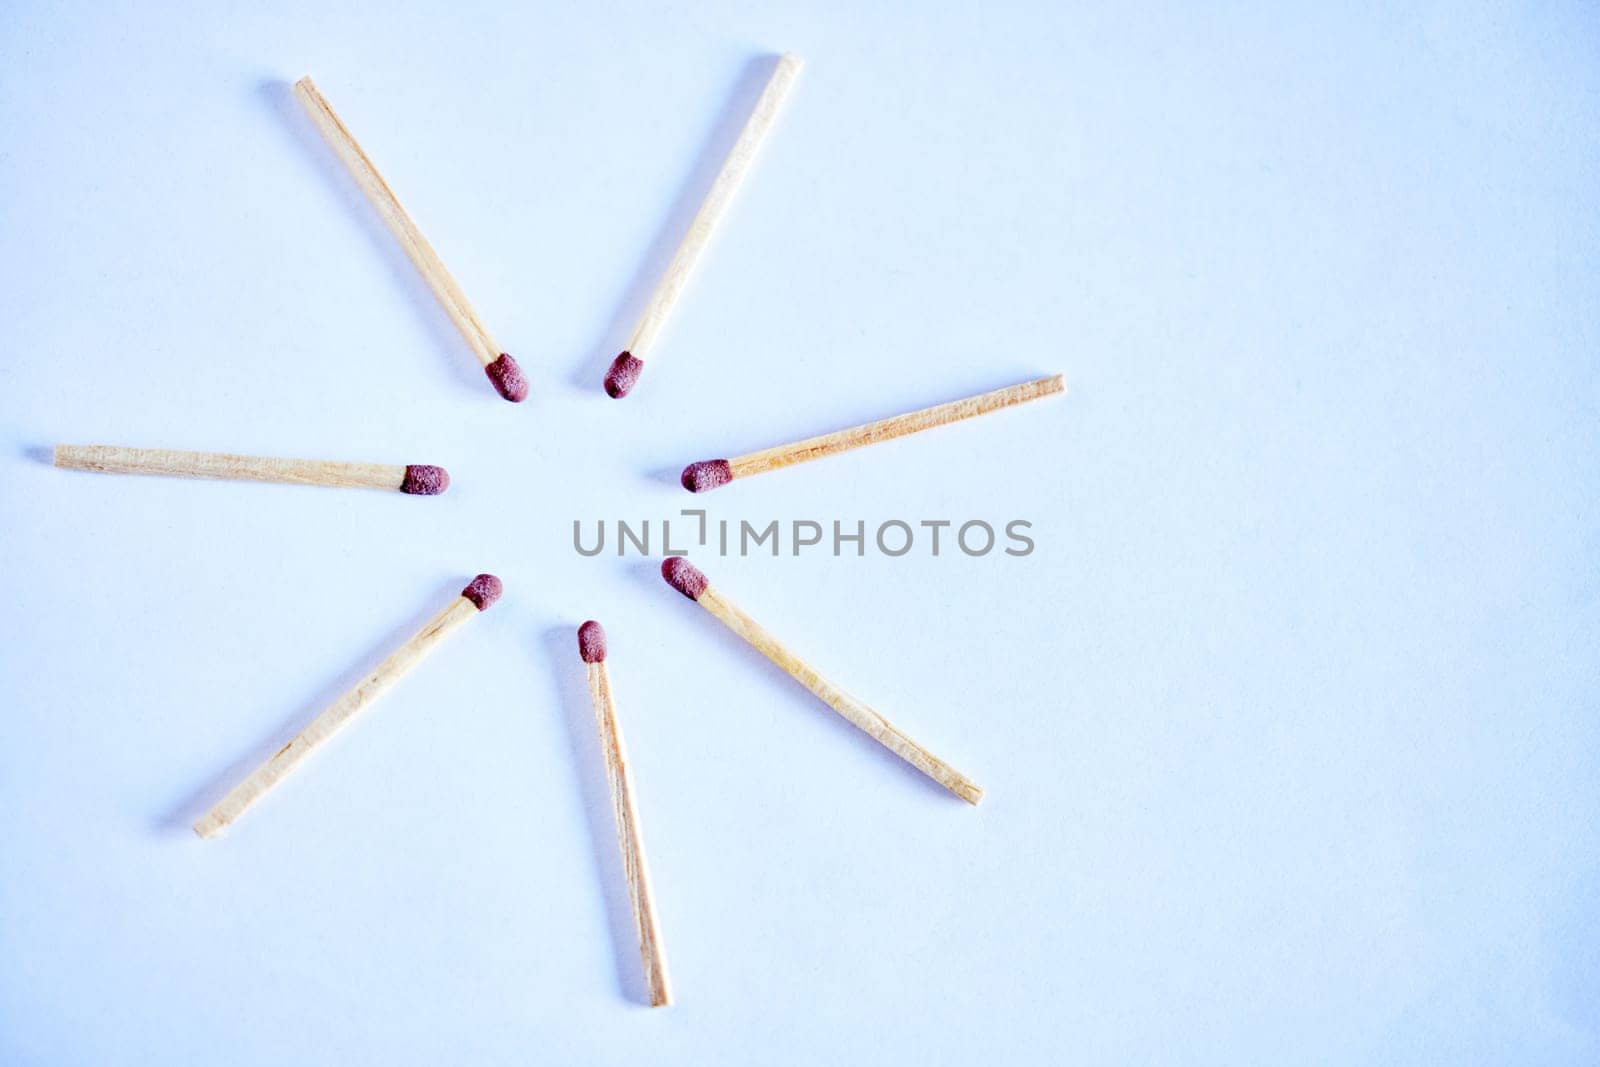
[52,55,1064,1006]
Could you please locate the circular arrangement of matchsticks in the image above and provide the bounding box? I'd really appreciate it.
[53,55,1065,1008]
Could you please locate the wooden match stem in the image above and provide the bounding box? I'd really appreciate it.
[194,593,481,839]
[293,76,502,368]
[625,54,803,360]
[55,445,414,492]
[730,374,1064,482]
[585,660,673,1007]
[696,586,983,804]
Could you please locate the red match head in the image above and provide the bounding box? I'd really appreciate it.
[604,351,644,398]
[661,557,708,601]
[462,573,503,610]
[400,464,450,496]
[680,459,732,493]
[485,353,529,403]
[577,620,607,663]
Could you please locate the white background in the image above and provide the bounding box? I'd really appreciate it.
[2,2,1597,1063]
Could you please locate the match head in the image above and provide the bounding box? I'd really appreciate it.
[400,464,450,496]
[485,353,529,403]
[604,351,644,398]
[462,573,503,611]
[680,459,732,493]
[577,620,607,663]
[661,557,708,601]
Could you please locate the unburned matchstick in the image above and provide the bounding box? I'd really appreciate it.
[577,622,673,1007]
[193,575,502,839]
[681,373,1065,492]
[54,444,448,495]
[659,558,982,804]
[604,53,803,398]
[292,76,528,402]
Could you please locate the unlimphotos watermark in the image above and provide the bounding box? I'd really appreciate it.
[572,510,1035,558]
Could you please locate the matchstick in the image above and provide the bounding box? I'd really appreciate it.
[604,53,803,398]
[681,374,1065,492]
[578,622,673,1007]
[193,575,502,839]
[293,76,529,402]
[54,444,449,495]
[659,558,982,804]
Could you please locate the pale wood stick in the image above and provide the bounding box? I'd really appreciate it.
[662,560,982,803]
[54,444,448,495]
[625,54,803,362]
[293,77,525,400]
[581,628,672,1007]
[194,575,502,838]
[294,75,499,365]
[699,588,982,803]
[681,374,1065,491]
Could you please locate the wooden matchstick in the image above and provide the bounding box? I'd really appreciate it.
[193,575,502,839]
[681,373,1064,491]
[604,54,803,398]
[54,444,449,495]
[577,622,673,1007]
[659,559,982,804]
[292,76,528,402]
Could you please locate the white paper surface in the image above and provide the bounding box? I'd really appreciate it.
[2,2,1597,1063]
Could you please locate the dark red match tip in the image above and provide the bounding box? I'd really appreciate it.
[462,573,503,611]
[485,353,529,402]
[604,351,644,398]
[400,464,450,496]
[577,620,607,663]
[661,557,708,601]
[681,459,732,493]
